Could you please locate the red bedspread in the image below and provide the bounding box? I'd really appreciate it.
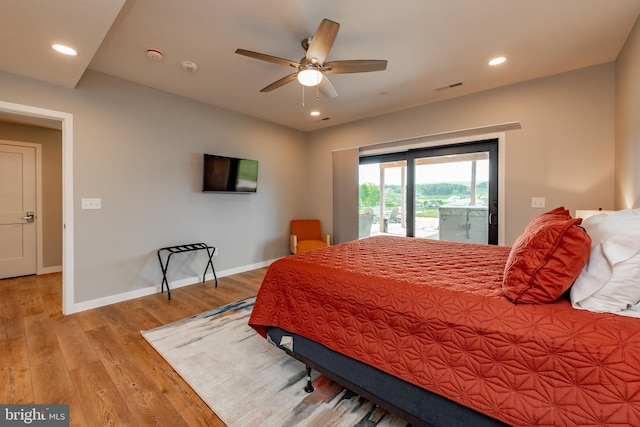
[249,236,640,426]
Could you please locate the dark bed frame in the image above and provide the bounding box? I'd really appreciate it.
[266,327,508,427]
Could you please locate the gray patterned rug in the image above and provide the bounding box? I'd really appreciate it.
[141,296,409,427]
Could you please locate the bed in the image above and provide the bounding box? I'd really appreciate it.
[249,209,640,426]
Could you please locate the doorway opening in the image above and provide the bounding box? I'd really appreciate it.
[0,101,74,314]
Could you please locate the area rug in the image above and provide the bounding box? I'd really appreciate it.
[141,296,410,427]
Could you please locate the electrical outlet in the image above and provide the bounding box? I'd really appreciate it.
[81,198,101,209]
[531,197,546,208]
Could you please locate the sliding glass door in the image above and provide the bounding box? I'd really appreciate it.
[359,139,498,244]
[408,140,498,244]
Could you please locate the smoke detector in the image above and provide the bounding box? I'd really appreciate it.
[146,48,163,61]
[180,60,199,72]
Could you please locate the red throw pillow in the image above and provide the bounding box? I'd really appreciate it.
[542,206,572,218]
[503,207,591,304]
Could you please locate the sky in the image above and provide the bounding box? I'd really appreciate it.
[359,160,489,185]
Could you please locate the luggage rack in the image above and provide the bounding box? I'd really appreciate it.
[157,243,217,300]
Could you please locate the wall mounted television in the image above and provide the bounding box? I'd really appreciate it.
[202,153,259,193]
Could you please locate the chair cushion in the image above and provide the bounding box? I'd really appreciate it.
[297,240,329,253]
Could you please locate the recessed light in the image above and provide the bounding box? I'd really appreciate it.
[52,44,77,56]
[488,56,506,66]
[310,111,321,116]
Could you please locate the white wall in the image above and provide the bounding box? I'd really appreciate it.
[306,63,616,245]
[0,70,307,305]
[615,15,640,209]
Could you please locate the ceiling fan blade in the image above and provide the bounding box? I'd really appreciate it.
[323,60,388,74]
[260,73,298,93]
[319,75,338,99]
[235,49,300,68]
[306,19,340,64]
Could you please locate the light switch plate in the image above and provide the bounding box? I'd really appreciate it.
[81,198,101,209]
[531,197,546,208]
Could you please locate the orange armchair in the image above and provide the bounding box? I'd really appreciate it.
[290,219,330,254]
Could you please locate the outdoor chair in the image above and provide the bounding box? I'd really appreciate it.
[388,207,401,223]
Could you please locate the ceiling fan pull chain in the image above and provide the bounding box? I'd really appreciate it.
[316,84,320,102]
[302,85,305,108]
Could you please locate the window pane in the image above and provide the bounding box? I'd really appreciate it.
[414,153,489,242]
[359,161,407,238]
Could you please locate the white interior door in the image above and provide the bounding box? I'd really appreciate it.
[0,143,37,279]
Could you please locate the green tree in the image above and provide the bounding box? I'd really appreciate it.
[384,188,402,208]
[359,183,380,209]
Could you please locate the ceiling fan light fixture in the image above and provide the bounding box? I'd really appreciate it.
[235,18,387,97]
[297,66,323,86]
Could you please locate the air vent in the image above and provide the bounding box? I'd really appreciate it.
[434,81,464,91]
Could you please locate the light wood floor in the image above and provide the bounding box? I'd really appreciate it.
[0,269,266,427]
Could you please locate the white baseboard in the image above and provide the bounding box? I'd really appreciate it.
[39,265,62,275]
[70,283,162,314]
[66,258,279,314]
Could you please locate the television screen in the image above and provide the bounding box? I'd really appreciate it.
[203,153,258,193]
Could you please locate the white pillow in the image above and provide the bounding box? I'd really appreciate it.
[570,209,640,316]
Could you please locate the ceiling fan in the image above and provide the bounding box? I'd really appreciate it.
[235,18,388,99]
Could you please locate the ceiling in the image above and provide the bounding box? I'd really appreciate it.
[2,0,640,132]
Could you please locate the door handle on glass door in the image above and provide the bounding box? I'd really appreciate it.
[488,212,497,226]
[22,211,35,222]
